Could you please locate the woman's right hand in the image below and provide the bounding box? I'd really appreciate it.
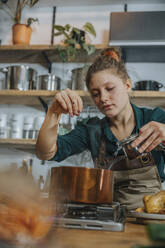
[49,88,83,117]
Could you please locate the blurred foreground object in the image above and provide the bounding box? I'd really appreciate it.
[0,169,52,245]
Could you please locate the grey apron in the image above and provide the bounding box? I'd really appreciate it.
[94,139,162,210]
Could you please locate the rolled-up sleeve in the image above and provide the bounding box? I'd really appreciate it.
[151,107,165,123]
[51,124,90,162]
[150,107,165,180]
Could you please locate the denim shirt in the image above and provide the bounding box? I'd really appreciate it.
[52,103,165,181]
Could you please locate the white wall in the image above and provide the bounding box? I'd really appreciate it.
[0,2,165,184]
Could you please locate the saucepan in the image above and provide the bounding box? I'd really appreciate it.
[71,66,89,91]
[50,166,113,204]
[37,74,62,90]
[133,80,164,91]
[0,71,5,90]
[0,65,38,90]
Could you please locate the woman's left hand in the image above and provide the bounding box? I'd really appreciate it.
[131,121,165,153]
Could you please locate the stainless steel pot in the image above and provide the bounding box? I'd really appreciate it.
[133,80,163,91]
[0,65,38,90]
[37,74,62,90]
[0,71,5,90]
[71,66,88,91]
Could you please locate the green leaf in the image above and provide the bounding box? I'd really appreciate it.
[72,27,81,35]
[60,51,67,62]
[66,46,76,61]
[82,44,96,55]
[56,45,63,50]
[30,0,39,7]
[67,38,77,45]
[54,31,64,37]
[53,22,96,62]
[54,25,66,32]
[27,17,39,27]
[55,46,67,62]
[62,31,70,39]
[83,22,96,37]
[65,24,71,31]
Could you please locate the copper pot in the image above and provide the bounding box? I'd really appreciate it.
[50,166,113,204]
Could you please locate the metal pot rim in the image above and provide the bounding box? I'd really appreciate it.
[38,74,61,79]
[51,166,110,172]
[1,65,38,72]
[135,80,160,84]
[72,67,87,72]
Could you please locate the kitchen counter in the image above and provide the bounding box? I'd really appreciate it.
[45,220,152,248]
[0,220,154,248]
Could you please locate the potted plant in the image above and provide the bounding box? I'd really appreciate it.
[54,22,96,62]
[0,0,39,45]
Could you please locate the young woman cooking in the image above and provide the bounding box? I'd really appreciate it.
[36,48,165,210]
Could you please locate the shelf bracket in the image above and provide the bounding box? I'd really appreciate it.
[121,48,126,63]
[124,3,127,12]
[41,51,52,73]
[38,96,48,113]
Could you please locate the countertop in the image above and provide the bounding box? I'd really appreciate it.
[44,219,152,248]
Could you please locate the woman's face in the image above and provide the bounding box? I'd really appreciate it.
[89,69,131,118]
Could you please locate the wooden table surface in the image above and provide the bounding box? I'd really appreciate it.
[45,220,152,248]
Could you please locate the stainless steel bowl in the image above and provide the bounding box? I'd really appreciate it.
[37,74,62,90]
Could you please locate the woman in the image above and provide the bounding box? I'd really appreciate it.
[36,48,165,210]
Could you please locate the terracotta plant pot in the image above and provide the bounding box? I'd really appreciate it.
[12,24,32,45]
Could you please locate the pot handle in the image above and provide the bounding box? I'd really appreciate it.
[0,68,8,73]
[158,83,163,88]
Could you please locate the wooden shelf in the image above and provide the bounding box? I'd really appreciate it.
[0,90,57,110]
[0,90,164,109]
[0,139,36,153]
[0,44,105,65]
[1,45,165,63]
[0,90,164,152]
[129,90,165,108]
[0,90,93,109]
[8,0,165,7]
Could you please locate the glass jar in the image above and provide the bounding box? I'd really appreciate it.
[119,133,165,160]
[119,134,143,160]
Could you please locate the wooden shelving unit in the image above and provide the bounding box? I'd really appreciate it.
[0,139,36,153]
[0,90,92,109]
[0,45,165,150]
[129,91,165,108]
[1,44,165,63]
[0,45,105,66]
[0,90,164,108]
[0,90,164,150]
[1,0,165,153]
[8,0,165,7]
[0,90,57,107]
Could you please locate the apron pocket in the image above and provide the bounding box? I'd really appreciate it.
[126,179,161,193]
[113,165,162,210]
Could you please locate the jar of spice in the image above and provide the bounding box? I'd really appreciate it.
[118,134,143,160]
[119,133,165,160]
